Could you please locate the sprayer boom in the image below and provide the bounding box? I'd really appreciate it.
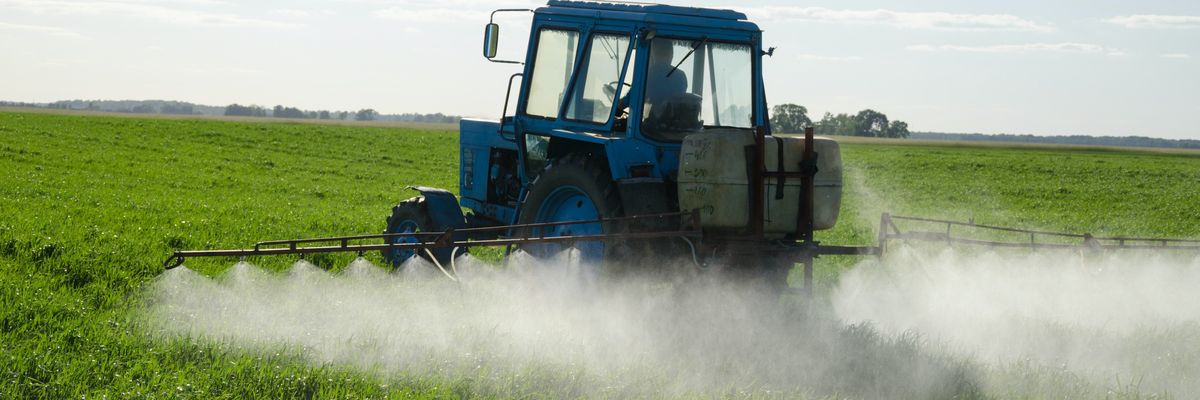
[880,214,1200,253]
[163,211,704,269]
[164,211,1199,270]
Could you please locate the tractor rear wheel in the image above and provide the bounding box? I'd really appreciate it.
[517,153,622,266]
[382,196,432,268]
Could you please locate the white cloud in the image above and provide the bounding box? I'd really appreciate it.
[181,65,266,76]
[907,43,1125,56]
[273,9,312,18]
[737,6,1052,32]
[347,0,534,6]
[1162,53,1191,59]
[0,21,87,38]
[0,0,299,29]
[354,0,535,22]
[1106,15,1200,29]
[272,8,335,18]
[372,7,486,22]
[795,53,863,62]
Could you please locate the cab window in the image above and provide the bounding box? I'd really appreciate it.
[525,29,580,119]
[641,38,754,141]
[565,33,631,124]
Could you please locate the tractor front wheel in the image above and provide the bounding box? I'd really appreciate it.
[382,196,432,268]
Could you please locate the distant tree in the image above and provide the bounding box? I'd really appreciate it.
[854,109,889,137]
[318,110,331,120]
[271,105,308,119]
[814,112,834,135]
[392,112,462,124]
[355,108,378,121]
[815,112,856,136]
[225,104,252,116]
[0,101,44,109]
[338,111,349,120]
[226,103,267,117]
[770,104,812,133]
[885,120,910,138]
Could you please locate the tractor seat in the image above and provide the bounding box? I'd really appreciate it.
[642,93,703,141]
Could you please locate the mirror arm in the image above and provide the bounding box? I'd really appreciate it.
[490,8,532,24]
[485,9,533,65]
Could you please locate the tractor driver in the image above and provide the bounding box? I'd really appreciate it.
[643,38,691,114]
[643,39,688,112]
[640,38,703,136]
[611,39,687,128]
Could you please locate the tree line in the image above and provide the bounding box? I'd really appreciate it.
[912,132,1200,150]
[0,99,461,124]
[224,104,379,121]
[223,104,381,121]
[224,104,458,123]
[770,104,911,138]
[37,99,223,115]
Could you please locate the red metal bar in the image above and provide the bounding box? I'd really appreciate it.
[750,126,766,238]
[799,127,817,295]
[877,213,890,257]
[799,127,816,242]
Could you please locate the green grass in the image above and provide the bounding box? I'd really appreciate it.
[1,112,457,397]
[835,143,1200,237]
[1,111,1198,398]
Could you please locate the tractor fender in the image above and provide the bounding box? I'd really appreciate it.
[407,186,467,231]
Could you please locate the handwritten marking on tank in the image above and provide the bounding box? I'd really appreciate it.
[685,185,709,196]
[684,139,712,161]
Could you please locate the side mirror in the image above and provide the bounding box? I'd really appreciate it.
[483,23,500,59]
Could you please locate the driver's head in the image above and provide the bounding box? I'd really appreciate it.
[649,39,674,66]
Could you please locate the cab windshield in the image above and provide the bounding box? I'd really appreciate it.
[641,38,753,141]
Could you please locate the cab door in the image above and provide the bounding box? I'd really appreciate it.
[515,25,583,182]
[514,22,636,185]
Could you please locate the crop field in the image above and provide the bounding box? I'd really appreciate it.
[2,111,1199,398]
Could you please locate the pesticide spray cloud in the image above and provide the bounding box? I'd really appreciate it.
[833,246,1200,397]
[145,253,980,398]
[145,245,1200,398]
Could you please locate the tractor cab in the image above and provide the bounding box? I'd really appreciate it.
[461,1,768,229]
[504,2,765,142]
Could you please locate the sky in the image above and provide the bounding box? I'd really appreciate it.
[1,0,1198,139]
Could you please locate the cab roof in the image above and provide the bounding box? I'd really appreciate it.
[544,0,747,21]
[539,1,759,32]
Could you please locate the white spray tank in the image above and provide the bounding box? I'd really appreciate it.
[677,131,843,236]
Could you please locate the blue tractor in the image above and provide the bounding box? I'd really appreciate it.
[166,1,871,295]
[163,1,1200,292]
[380,1,849,289]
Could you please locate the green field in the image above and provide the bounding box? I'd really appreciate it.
[2,111,1199,398]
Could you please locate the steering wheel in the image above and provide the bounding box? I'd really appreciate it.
[603,80,631,99]
[603,80,633,120]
